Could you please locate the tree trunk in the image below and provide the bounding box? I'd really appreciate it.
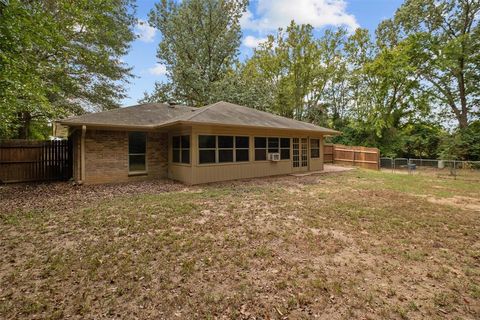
[16,112,32,139]
[457,112,469,129]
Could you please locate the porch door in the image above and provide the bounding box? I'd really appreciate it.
[292,138,308,172]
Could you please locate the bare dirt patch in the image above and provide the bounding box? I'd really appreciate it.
[427,195,480,212]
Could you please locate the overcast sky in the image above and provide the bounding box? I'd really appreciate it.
[123,0,404,106]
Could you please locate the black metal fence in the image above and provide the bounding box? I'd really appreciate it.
[380,157,480,180]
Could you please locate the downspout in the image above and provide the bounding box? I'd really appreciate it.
[80,125,86,183]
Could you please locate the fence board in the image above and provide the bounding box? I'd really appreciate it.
[324,144,379,170]
[0,139,72,183]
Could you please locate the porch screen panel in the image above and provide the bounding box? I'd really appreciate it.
[235,136,249,162]
[311,139,320,158]
[218,136,234,163]
[301,138,308,167]
[173,135,190,164]
[199,135,216,164]
[293,138,300,167]
[254,137,267,161]
[280,138,290,160]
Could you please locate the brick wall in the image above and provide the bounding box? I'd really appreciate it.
[82,130,167,184]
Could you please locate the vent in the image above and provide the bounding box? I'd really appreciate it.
[166,101,176,108]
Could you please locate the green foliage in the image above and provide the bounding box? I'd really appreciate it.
[147,0,248,106]
[0,0,136,138]
[390,0,480,128]
[439,121,480,160]
[243,23,347,122]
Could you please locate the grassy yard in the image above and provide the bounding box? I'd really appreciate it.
[1,170,479,319]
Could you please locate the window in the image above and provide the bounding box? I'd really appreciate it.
[128,132,146,172]
[199,135,250,164]
[255,137,290,160]
[172,135,190,164]
[199,135,216,164]
[254,137,267,161]
[280,138,290,160]
[218,136,233,163]
[311,139,320,158]
[235,136,249,162]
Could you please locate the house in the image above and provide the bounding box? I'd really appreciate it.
[56,101,340,184]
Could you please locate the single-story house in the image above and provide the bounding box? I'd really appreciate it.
[56,101,340,184]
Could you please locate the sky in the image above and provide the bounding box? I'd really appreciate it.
[122,0,404,106]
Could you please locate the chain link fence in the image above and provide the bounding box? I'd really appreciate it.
[380,157,480,180]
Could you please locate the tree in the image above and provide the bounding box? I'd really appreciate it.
[245,22,345,123]
[400,122,444,158]
[147,0,247,106]
[354,33,427,137]
[439,121,480,160]
[0,0,136,139]
[389,0,480,128]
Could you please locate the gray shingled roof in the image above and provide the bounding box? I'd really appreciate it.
[59,103,197,127]
[58,101,340,135]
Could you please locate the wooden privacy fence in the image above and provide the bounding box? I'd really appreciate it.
[0,140,72,183]
[324,144,380,170]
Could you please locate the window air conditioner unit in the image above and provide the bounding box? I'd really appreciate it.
[267,153,280,161]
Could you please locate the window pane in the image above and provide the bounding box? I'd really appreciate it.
[311,139,319,149]
[219,149,233,163]
[181,150,190,163]
[172,149,180,163]
[280,149,290,160]
[199,135,216,148]
[255,148,266,161]
[268,137,279,148]
[129,154,146,171]
[181,135,190,149]
[235,136,249,148]
[172,136,180,148]
[236,149,249,162]
[218,136,233,148]
[199,150,215,164]
[311,149,320,158]
[129,132,146,154]
[280,138,290,148]
[254,137,266,148]
[268,137,279,152]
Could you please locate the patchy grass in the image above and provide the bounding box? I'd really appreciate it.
[1,170,479,319]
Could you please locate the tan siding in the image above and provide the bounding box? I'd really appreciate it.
[169,164,193,184]
[309,136,324,171]
[192,161,293,184]
[187,125,325,185]
[167,126,193,184]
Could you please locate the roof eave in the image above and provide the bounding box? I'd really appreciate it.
[158,120,341,135]
[57,119,342,135]
[56,120,157,131]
